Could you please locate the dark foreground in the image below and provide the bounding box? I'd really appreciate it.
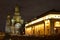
[0,35,60,40]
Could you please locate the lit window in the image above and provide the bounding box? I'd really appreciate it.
[55,21,60,27]
[45,20,50,29]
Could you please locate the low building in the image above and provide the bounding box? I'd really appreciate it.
[25,10,60,36]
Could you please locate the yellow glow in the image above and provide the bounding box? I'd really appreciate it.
[27,27,31,31]
[54,28,56,30]
[45,20,50,23]
[25,14,60,27]
[34,24,44,35]
[25,27,32,35]
[45,20,50,35]
[55,21,60,27]
[45,20,50,26]
[25,24,45,36]
[11,19,15,23]
[16,17,20,22]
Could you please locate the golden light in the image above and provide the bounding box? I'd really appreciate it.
[29,23,44,36]
[45,20,50,24]
[55,21,60,27]
[11,19,15,24]
[25,27,32,35]
[25,14,60,27]
[54,28,56,30]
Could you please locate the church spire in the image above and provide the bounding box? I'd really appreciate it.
[14,6,20,16]
[15,6,19,12]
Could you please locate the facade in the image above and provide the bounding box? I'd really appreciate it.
[25,10,60,36]
[5,6,24,35]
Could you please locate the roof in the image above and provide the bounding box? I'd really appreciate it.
[36,9,60,19]
[25,9,60,27]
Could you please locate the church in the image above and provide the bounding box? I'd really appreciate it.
[5,6,24,35]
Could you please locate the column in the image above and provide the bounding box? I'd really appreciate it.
[50,19,54,35]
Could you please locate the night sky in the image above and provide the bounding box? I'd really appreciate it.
[0,0,60,32]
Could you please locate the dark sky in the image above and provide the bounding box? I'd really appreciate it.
[0,0,60,31]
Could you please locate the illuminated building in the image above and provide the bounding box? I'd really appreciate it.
[25,10,60,36]
[5,14,11,33]
[5,6,24,35]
